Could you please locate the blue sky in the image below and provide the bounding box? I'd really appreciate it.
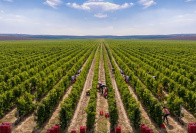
[0,0,196,35]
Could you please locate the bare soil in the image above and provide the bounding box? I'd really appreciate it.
[0,108,17,124]
[67,55,97,132]
[12,115,36,133]
[95,46,110,133]
[105,49,134,132]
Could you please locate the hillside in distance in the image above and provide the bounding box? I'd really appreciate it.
[0,34,196,40]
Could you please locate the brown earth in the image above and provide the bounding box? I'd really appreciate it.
[105,48,134,133]
[67,53,97,132]
[95,44,110,133]
[0,108,17,124]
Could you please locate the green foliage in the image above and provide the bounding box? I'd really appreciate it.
[188,72,194,82]
[161,76,169,88]
[103,46,118,129]
[106,39,196,119]
[30,76,39,89]
[86,47,100,129]
[17,92,35,117]
[106,43,163,125]
[0,39,196,126]
[105,44,141,128]
[167,92,183,117]
[59,47,96,129]
[0,40,98,119]
[36,45,96,126]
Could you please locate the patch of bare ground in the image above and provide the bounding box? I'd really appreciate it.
[0,108,17,124]
[107,44,187,133]
[182,107,196,124]
[66,56,97,132]
[95,45,110,133]
[105,49,134,133]
[12,115,36,133]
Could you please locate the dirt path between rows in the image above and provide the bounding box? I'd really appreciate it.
[107,44,187,133]
[67,55,97,132]
[95,45,110,133]
[12,53,91,133]
[0,108,17,124]
[105,49,134,133]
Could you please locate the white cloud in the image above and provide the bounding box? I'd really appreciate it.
[94,13,107,18]
[66,1,134,18]
[44,0,62,8]
[66,1,134,12]
[138,0,156,8]
[3,0,13,2]
[66,2,90,10]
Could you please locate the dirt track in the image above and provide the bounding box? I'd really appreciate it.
[95,45,110,133]
[67,55,97,132]
[0,108,17,124]
[105,48,134,132]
